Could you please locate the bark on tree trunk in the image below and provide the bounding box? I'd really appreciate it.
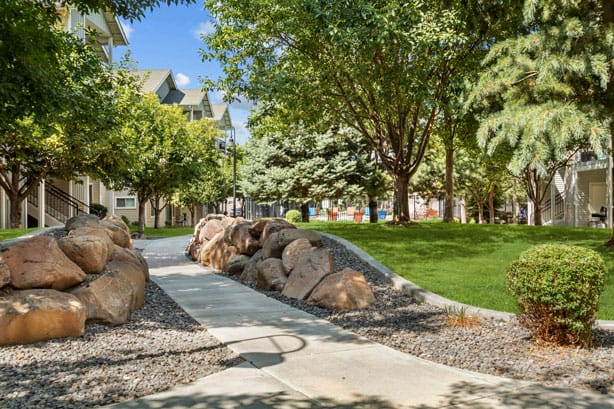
[393,174,411,223]
[488,186,496,224]
[459,195,466,224]
[533,200,543,226]
[137,194,147,233]
[190,205,196,226]
[368,196,378,223]
[444,146,455,223]
[300,203,310,223]
[477,201,485,224]
[153,197,161,229]
[9,191,22,229]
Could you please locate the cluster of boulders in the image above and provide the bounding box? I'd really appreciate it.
[186,215,375,310]
[0,214,148,345]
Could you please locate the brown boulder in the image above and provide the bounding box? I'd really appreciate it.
[228,223,260,256]
[200,231,239,270]
[67,227,115,255]
[0,289,86,345]
[70,271,134,325]
[224,255,251,275]
[200,231,224,266]
[102,215,131,234]
[65,214,100,231]
[0,259,10,289]
[307,268,376,310]
[200,219,224,242]
[109,245,149,281]
[2,236,86,291]
[259,219,296,245]
[282,247,333,300]
[257,258,287,292]
[100,220,133,249]
[240,249,263,283]
[57,234,111,274]
[262,229,321,260]
[282,238,313,273]
[105,260,146,310]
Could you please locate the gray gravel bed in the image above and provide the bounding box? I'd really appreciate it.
[0,280,242,408]
[223,236,614,395]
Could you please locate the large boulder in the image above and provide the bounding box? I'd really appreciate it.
[224,255,251,275]
[240,249,263,283]
[0,289,86,345]
[102,215,131,234]
[262,229,322,260]
[282,247,333,300]
[200,231,239,271]
[200,231,225,267]
[105,260,146,310]
[200,219,224,242]
[65,214,100,231]
[67,227,115,255]
[2,235,86,290]
[0,259,10,289]
[109,245,149,281]
[307,268,376,310]
[70,271,134,325]
[99,220,133,249]
[249,219,296,244]
[282,238,313,273]
[57,234,111,274]
[228,223,260,256]
[257,258,287,292]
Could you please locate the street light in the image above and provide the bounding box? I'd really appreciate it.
[228,128,237,217]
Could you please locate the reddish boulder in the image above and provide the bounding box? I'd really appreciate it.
[100,220,132,249]
[65,214,100,231]
[200,219,224,242]
[2,236,86,291]
[0,289,86,345]
[262,229,322,259]
[0,260,10,289]
[224,255,251,275]
[228,223,260,256]
[282,238,313,273]
[282,247,333,300]
[307,268,375,310]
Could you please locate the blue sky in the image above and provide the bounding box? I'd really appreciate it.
[116,1,252,144]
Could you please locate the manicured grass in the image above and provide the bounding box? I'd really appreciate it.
[299,221,614,320]
[130,226,194,238]
[0,228,38,241]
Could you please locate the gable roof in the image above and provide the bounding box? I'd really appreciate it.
[133,69,176,94]
[212,104,232,130]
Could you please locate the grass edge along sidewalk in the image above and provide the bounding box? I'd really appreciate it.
[300,221,614,320]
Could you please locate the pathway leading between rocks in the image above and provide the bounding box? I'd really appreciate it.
[108,236,614,409]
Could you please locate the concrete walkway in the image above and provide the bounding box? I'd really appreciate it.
[109,236,614,409]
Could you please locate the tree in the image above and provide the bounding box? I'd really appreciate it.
[0,0,135,227]
[105,93,207,232]
[469,0,613,229]
[203,0,522,223]
[240,125,372,222]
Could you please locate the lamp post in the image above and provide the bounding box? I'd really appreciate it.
[229,128,237,217]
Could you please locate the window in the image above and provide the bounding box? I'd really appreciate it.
[116,197,136,209]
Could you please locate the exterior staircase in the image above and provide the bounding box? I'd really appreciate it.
[27,183,90,227]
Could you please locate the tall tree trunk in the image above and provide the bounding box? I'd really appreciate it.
[444,146,455,222]
[393,174,410,223]
[477,200,485,224]
[459,195,466,224]
[368,196,378,223]
[190,204,196,226]
[300,203,310,223]
[137,194,147,233]
[533,200,543,226]
[488,185,496,224]
[153,196,162,229]
[9,191,22,228]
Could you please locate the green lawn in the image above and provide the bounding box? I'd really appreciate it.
[299,221,614,320]
[0,228,38,241]
[130,226,194,238]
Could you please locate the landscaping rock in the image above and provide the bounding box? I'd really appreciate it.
[100,220,133,249]
[102,215,131,235]
[106,260,147,310]
[2,235,86,291]
[224,255,251,275]
[57,233,111,274]
[109,245,149,281]
[257,219,296,244]
[70,271,134,325]
[67,226,115,255]
[200,231,225,267]
[65,214,100,231]
[0,259,10,289]
[282,247,333,300]
[201,219,224,242]
[228,223,260,256]
[307,268,375,310]
[262,229,322,260]
[282,238,313,273]
[257,258,287,292]
[240,249,263,283]
[0,289,86,345]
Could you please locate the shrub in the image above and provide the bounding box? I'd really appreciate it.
[506,244,606,347]
[89,203,107,218]
[121,215,130,226]
[285,209,301,223]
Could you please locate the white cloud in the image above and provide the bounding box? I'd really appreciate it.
[232,120,250,145]
[192,21,216,40]
[120,21,134,42]
[175,73,190,87]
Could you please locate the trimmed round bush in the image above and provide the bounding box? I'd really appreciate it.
[506,244,606,347]
[285,209,301,223]
[89,203,107,218]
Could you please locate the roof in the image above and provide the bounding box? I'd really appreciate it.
[212,104,233,130]
[132,70,176,94]
[103,11,128,46]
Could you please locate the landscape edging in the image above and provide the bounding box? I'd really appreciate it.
[320,232,614,330]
